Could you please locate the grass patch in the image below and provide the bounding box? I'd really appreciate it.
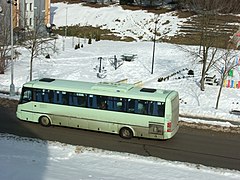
[174,10,195,18]
[164,32,234,49]
[81,2,109,8]
[121,5,172,14]
[54,25,135,42]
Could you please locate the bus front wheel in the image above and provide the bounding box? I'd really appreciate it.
[39,116,51,127]
[120,127,133,139]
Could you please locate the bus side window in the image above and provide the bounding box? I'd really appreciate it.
[107,97,113,110]
[48,90,54,103]
[43,90,49,103]
[127,99,135,113]
[112,97,119,111]
[62,91,68,105]
[21,88,32,103]
[158,102,165,117]
[137,100,146,114]
[78,93,86,107]
[69,93,84,107]
[69,93,74,106]
[97,96,107,110]
[146,101,153,115]
[116,98,123,111]
[73,93,79,106]
[122,98,127,112]
[53,91,62,104]
[152,102,159,116]
[36,89,43,102]
[87,95,97,108]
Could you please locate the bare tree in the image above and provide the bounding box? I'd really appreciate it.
[178,0,237,91]
[20,16,55,81]
[195,5,225,91]
[178,0,240,14]
[0,3,11,74]
[214,48,238,109]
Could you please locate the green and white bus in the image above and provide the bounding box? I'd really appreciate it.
[16,78,179,140]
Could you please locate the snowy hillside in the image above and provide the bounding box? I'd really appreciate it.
[51,3,188,41]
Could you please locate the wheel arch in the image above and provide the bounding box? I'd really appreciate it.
[119,125,136,137]
[38,114,52,125]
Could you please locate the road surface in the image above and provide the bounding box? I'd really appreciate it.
[0,105,239,170]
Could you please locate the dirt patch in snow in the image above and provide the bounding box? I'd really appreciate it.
[179,121,240,134]
[0,98,18,108]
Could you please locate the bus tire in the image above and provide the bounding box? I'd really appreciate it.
[119,127,133,139]
[39,116,51,127]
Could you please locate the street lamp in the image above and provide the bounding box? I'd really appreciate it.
[7,0,17,96]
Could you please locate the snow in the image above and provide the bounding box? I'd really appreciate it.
[1,133,240,180]
[51,3,188,41]
[2,39,239,124]
[0,2,240,179]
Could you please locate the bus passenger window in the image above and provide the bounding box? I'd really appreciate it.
[127,99,135,113]
[146,101,153,115]
[158,102,165,117]
[97,96,107,110]
[53,91,62,104]
[78,94,86,107]
[43,90,50,103]
[100,101,107,109]
[48,90,54,103]
[87,95,97,108]
[137,100,146,114]
[62,92,68,105]
[35,90,43,102]
[116,102,122,110]
[107,97,114,110]
[152,102,159,116]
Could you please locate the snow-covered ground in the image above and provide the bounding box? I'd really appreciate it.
[0,3,240,179]
[1,3,239,124]
[1,38,239,124]
[1,133,240,180]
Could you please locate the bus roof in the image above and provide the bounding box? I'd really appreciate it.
[23,78,178,101]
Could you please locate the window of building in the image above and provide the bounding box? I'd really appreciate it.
[30,3,33,11]
[29,18,32,26]
[25,3,28,11]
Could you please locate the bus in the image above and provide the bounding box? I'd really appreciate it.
[16,78,179,140]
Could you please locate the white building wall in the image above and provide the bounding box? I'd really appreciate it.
[25,0,34,29]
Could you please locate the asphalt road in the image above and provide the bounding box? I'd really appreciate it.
[0,106,240,171]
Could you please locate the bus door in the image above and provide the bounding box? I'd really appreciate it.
[18,88,34,121]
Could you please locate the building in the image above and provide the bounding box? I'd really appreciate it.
[0,0,51,42]
[18,0,51,32]
[0,0,17,45]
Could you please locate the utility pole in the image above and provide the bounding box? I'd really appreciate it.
[7,0,17,96]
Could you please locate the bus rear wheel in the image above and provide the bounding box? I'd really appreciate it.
[120,127,133,139]
[39,116,51,127]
